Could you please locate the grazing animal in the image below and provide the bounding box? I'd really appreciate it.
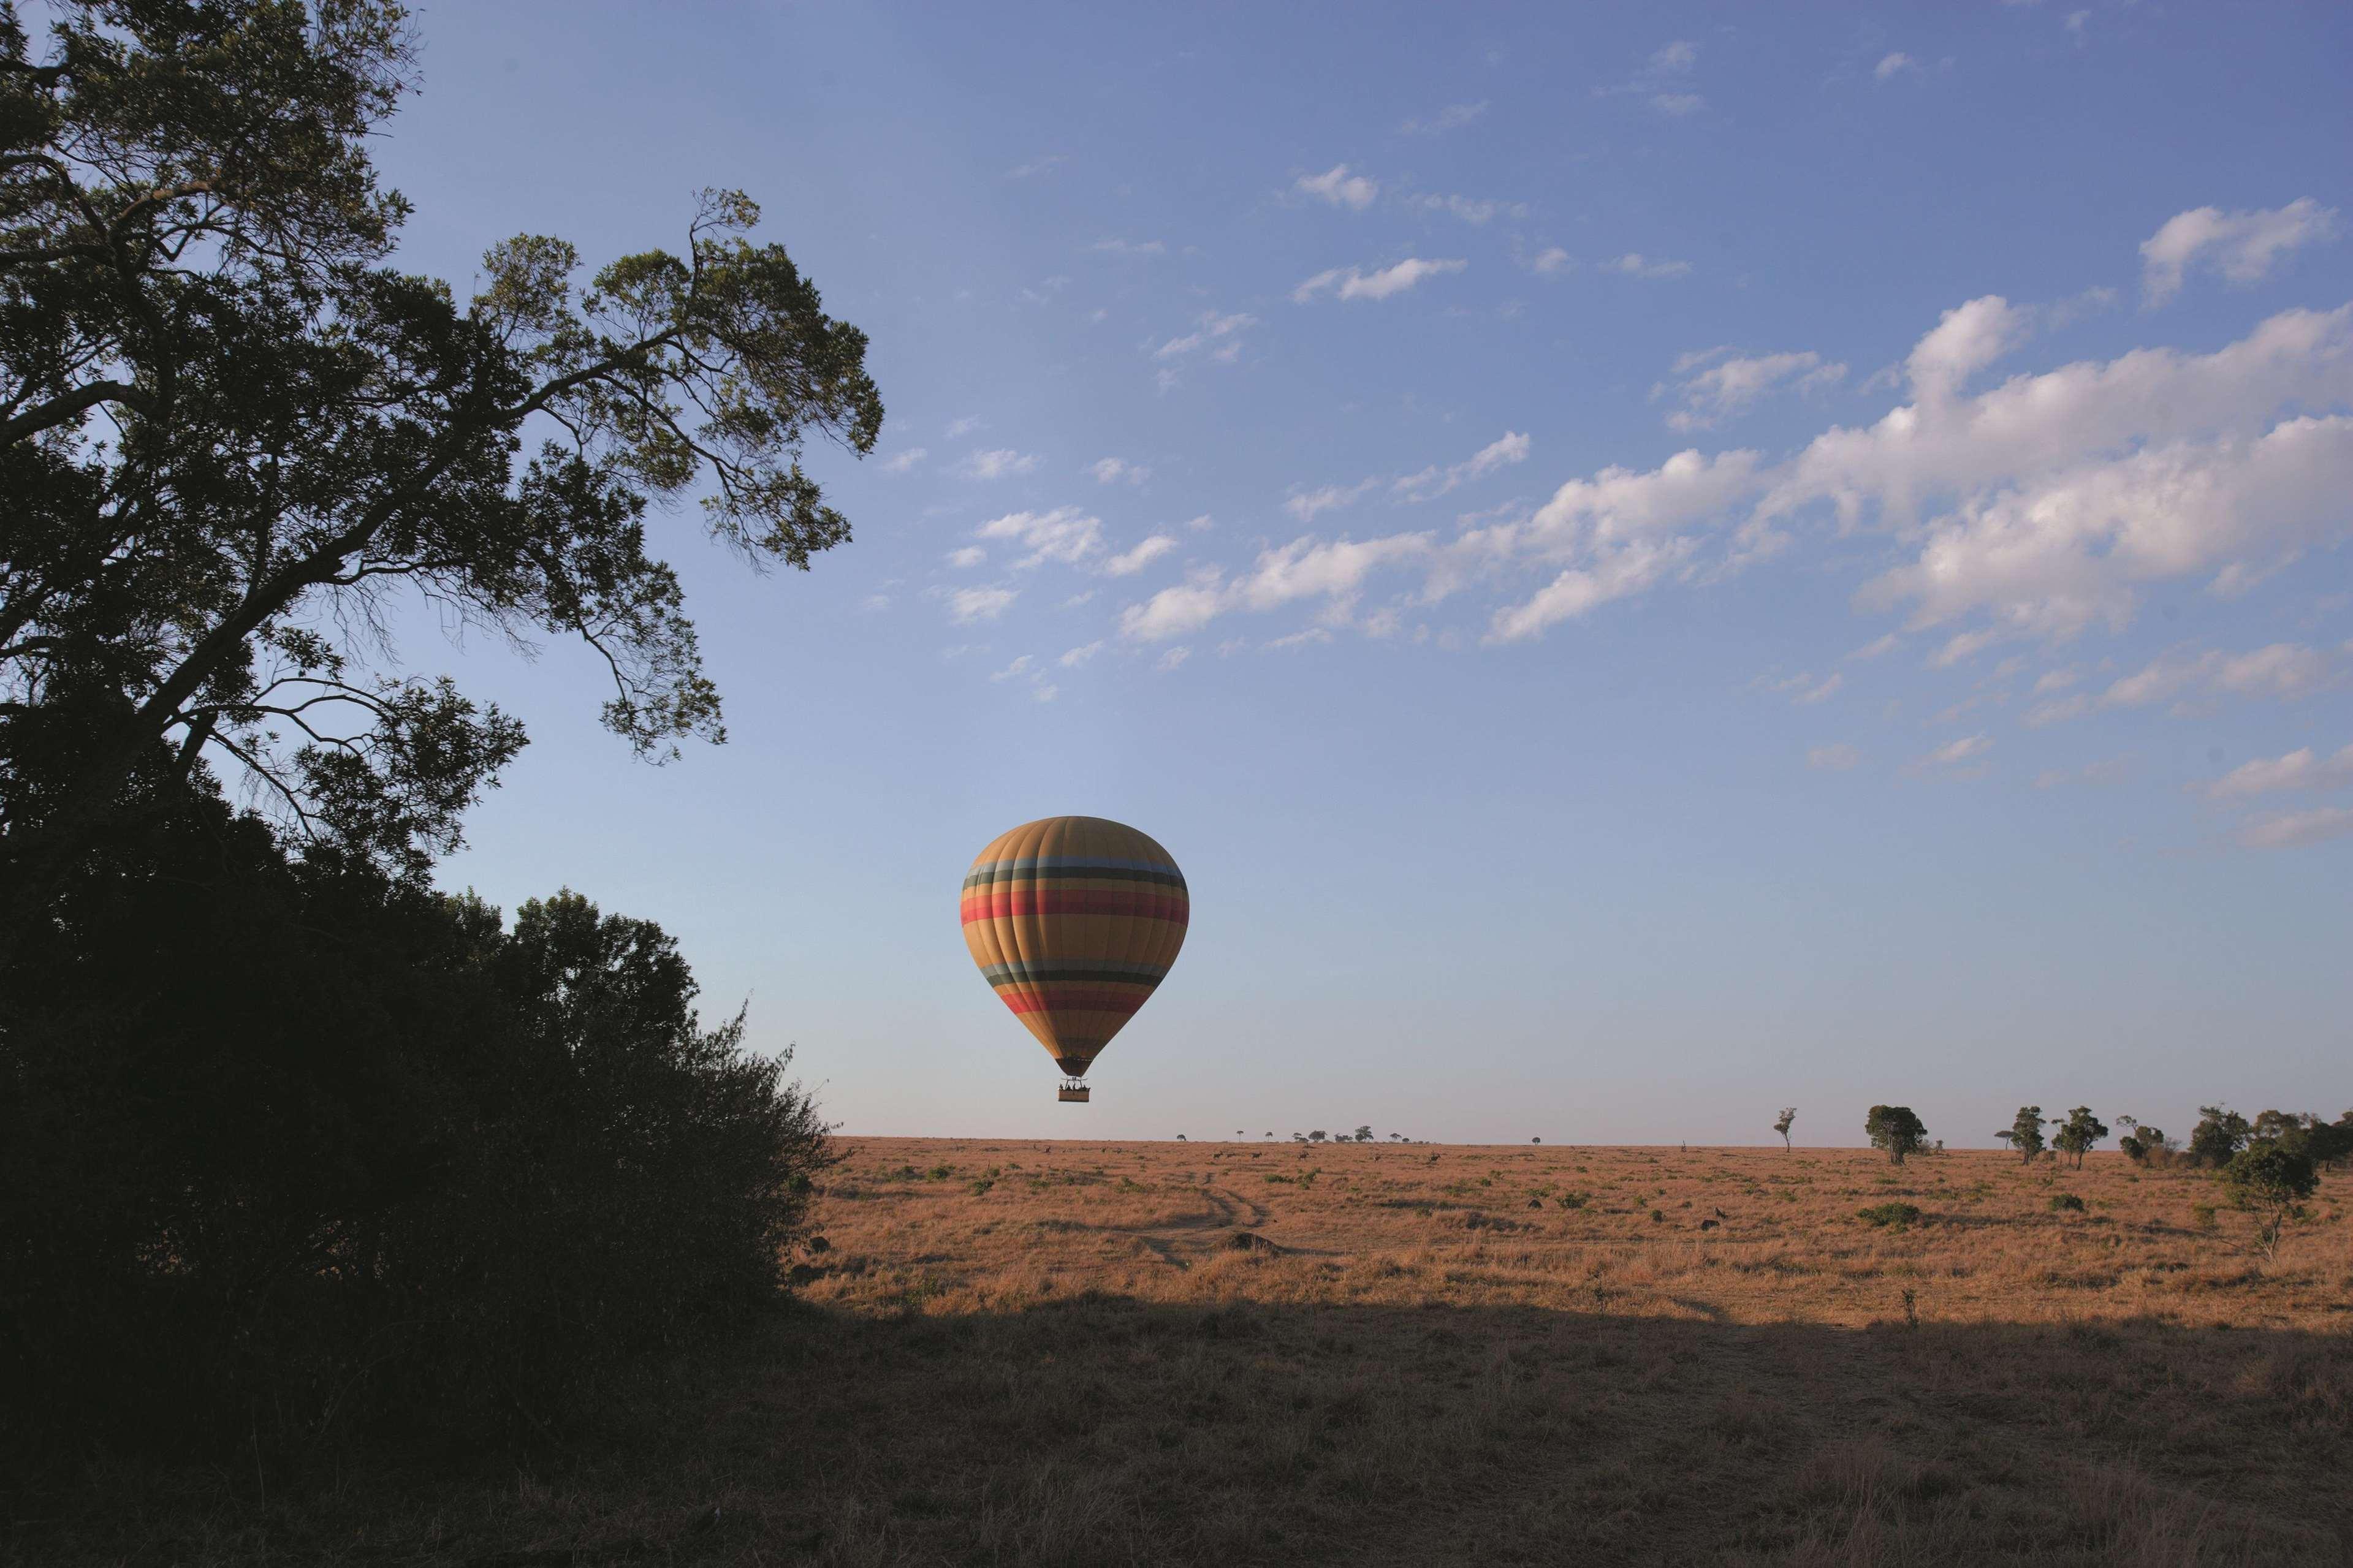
[1700,1219,1719,1232]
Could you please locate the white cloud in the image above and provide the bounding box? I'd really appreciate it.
[1650,93,1705,116]
[2238,805,2353,850]
[1410,194,1524,225]
[1849,633,1901,661]
[946,545,987,569]
[1117,534,1434,643]
[1293,257,1467,303]
[1795,672,1844,705]
[943,585,1016,624]
[946,415,984,438]
[1059,641,1106,667]
[2140,199,2340,306]
[1090,237,1166,257]
[1918,733,1992,768]
[881,447,928,474]
[2029,644,2341,725]
[988,654,1033,683]
[1294,164,1380,211]
[962,448,1038,480]
[1156,646,1192,672]
[1605,253,1693,279]
[2105,643,2336,709]
[1006,155,1066,179]
[1089,456,1150,485]
[1101,534,1179,577]
[1652,39,1698,71]
[1874,52,1917,81]
[1402,101,1488,135]
[2201,742,2353,799]
[1808,743,1862,771]
[1155,310,1255,360]
[976,507,1103,569]
[1661,350,1846,430]
[1526,247,1572,276]
[1285,479,1377,523]
[1392,431,1532,502]
[1808,302,2353,642]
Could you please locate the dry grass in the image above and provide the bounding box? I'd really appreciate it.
[14,1142,2352,1565]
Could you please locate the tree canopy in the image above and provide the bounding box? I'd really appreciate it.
[1,0,883,917]
[1864,1105,1927,1165]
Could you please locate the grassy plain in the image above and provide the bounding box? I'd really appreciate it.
[18,1138,2353,1565]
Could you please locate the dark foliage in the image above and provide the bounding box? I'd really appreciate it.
[1864,1105,1927,1165]
[2188,1105,2251,1168]
[0,782,832,1461]
[1,0,882,922]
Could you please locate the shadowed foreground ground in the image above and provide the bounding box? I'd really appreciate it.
[15,1140,2351,1565]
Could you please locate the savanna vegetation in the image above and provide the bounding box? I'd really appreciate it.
[15,1138,2349,1564]
[4,6,2347,1566]
[2,0,868,1463]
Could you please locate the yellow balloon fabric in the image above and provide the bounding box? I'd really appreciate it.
[960,816,1188,1079]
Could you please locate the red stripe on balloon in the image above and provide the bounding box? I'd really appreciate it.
[959,890,1190,923]
[999,987,1152,1016]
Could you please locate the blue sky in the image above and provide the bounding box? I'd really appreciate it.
[379,2,2351,1146]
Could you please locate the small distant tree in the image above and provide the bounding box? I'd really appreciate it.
[1865,1105,1928,1165]
[1175,1134,1187,1142]
[1774,1107,1797,1151]
[1308,1130,1328,1144]
[2189,1106,2251,1167]
[2052,1107,2107,1168]
[2221,1144,2320,1259]
[1530,1136,1542,1144]
[1354,1125,1374,1143]
[2007,1107,2047,1164]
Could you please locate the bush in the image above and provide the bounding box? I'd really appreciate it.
[0,802,831,1461]
[2049,1194,2085,1213]
[2221,1143,2319,1259]
[1857,1203,1923,1230]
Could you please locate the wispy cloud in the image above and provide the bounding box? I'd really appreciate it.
[1391,431,1532,502]
[1090,237,1166,257]
[1294,164,1380,211]
[1006,154,1066,179]
[945,545,986,569]
[977,506,1103,568]
[2199,741,2353,799]
[1154,310,1256,360]
[1808,743,1862,771]
[1874,51,1918,81]
[1089,456,1150,485]
[940,585,1016,624]
[881,447,928,474]
[2140,198,2340,306]
[1102,534,1179,577]
[2238,805,2353,850]
[1293,257,1467,303]
[1401,100,1488,135]
[1658,349,1845,430]
[1285,479,1378,523]
[962,448,1040,480]
[1605,253,1692,279]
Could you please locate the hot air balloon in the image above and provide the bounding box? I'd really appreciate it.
[959,816,1188,1101]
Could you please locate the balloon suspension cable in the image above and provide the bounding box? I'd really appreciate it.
[1057,1078,1092,1104]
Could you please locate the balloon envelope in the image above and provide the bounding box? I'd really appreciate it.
[960,816,1188,1079]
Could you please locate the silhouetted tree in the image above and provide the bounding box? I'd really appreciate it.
[0,0,883,937]
[1354,1125,1374,1142]
[1308,1130,1328,1143]
[2004,1106,2047,1164]
[1865,1105,1928,1165]
[2221,1144,2320,1259]
[1774,1107,1797,1150]
[2189,1106,2252,1167]
[2052,1107,2107,1168]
